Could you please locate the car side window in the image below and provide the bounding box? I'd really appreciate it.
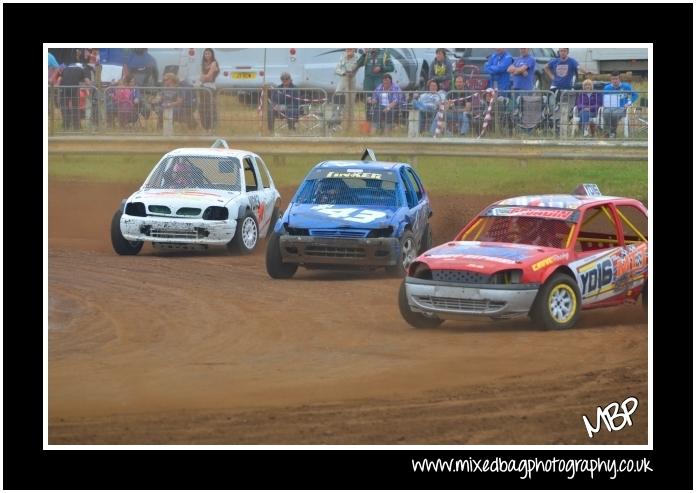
[243,157,260,192]
[400,168,417,209]
[616,205,648,244]
[254,156,273,189]
[405,168,424,202]
[575,204,620,254]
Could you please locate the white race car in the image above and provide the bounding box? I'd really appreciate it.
[111,140,280,255]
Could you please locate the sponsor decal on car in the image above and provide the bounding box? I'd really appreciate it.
[311,205,387,224]
[531,252,570,271]
[325,171,383,180]
[489,206,575,220]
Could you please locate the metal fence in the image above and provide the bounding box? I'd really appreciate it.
[48,85,648,141]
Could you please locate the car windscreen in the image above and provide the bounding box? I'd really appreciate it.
[293,177,402,207]
[460,216,573,249]
[143,155,242,191]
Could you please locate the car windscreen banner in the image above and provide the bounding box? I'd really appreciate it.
[306,167,398,182]
[293,177,401,207]
[485,206,580,223]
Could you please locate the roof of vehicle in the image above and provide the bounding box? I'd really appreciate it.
[493,194,625,210]
[164,148,256,159]
[314,160,406,171]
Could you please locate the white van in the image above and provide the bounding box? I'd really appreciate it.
[164,48,424,92]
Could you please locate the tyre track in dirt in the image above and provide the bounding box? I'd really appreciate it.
[48,181,648,444]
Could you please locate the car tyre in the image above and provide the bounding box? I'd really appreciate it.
[110,210,143,256]
[418,223,432,255]
[265,231,298,279]
[642,280,648,311]
[229,211,258,254]
[386,230,417,277]
[398,281,443,329]
[530,273,581,330]
[267,207,280,238]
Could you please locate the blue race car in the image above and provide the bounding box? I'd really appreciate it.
[266,150,432,278]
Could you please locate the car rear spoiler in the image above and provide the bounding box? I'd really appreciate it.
[211,139,229,149]
[361,148,377,161]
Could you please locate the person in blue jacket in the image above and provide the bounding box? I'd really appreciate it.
[602,71,638,138]
[484,49,513,95]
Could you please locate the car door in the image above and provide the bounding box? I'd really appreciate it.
[569,202,642,306]
[242,156,267,231]
[614,202,649,302]
[249,155,277,236]
[400,166,429,247]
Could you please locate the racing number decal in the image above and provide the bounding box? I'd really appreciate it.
[313,207,387,224]
[347,210,386,223]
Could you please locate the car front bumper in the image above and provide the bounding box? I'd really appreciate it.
[279,235,400,266]
[121,215,236,245]
[404,277,540,319]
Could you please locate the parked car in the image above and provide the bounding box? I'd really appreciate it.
[266,149,432,278]
[399,184,648,330]
[451,48,558,90]
[111,139,280,255]
[172,48,424,93]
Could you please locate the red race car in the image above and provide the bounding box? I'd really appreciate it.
[399,184,648,330]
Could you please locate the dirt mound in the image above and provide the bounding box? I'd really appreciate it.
[48,180,648,444]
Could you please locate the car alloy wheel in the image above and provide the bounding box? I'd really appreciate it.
[242,216,258,249]
[547,283,577,324]
[401,236,416,270]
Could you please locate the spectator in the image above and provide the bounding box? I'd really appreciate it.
[428,48,453,91]
[484,49,513,94]
[48,52,60,85]
[368,73,404,134]
[361,48,394,93]
[433,74,472,136]
[124,49,158,123]
[197,48,220,131]
[412,79,446,135]
[544,48,579,92]
[507,48,536,91]
[124,48,158,87]
[114,75,141,128]
[58,49,92,130]
[545,48,579,135]
[602,71,638,138]
[155,72,195,130]
[268,72,301,131]
[335,48,361,102]
[575,78,601,137]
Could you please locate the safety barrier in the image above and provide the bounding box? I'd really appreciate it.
[47,85,648,141]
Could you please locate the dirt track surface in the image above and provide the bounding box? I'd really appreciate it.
[48,181,648,444]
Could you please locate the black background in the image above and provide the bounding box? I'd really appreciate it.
[5,2,691,489]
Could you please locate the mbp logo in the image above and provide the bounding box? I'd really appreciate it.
[582,396,639,438]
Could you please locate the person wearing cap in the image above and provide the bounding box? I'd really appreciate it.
[268,72,301,131]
